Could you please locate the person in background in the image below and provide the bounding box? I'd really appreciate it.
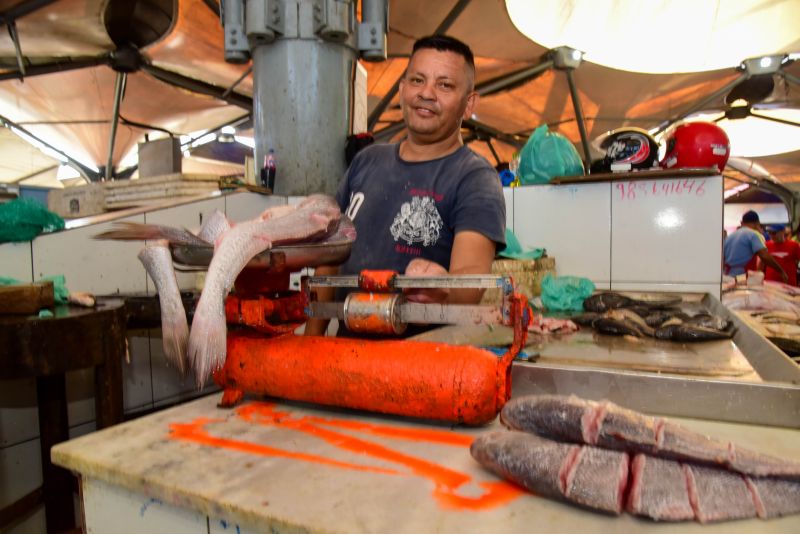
[764,224,800,286]
[723,210,788,282]
[305,35,506,337]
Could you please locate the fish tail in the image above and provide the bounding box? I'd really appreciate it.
[161,307,189,375]
[188,295,227,388]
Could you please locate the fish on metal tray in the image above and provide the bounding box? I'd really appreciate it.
[654,323,733,341]
[684,313,730,331]
[94,221,211,246]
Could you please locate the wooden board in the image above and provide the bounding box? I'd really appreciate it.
[52,394,800,533]
[0,281,54,314]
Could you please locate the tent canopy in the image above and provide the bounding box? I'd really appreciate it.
[0,0,797,189]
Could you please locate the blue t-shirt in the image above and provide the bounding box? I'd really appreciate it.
[723,227,766,275]
[336,143,506,276]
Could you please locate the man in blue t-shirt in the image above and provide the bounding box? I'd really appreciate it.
[723,210,787,281]
[305,35,506,336]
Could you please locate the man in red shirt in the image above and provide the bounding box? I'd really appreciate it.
[765,224,800,286]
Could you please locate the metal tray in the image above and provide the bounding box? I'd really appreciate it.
[170,239,352,271]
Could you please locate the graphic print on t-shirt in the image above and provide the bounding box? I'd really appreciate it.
[390,196,443,246]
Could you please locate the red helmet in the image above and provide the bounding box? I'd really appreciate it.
[659,121,730,172]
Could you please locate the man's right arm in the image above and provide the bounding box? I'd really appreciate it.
[756,248,789,283]
[303,264,339,336]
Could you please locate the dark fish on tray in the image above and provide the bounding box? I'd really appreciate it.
[572,312,601,327]
[471,431,800,522]
[593,317,646,337]
[583,292,638,312]
[644,309,690,328]
[685,313,730,331]
[654,323,733,341]
[500,394,800,480]
[583,292,683,313]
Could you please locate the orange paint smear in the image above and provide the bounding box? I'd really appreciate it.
[169,419,399,476]
[168,403,523,511]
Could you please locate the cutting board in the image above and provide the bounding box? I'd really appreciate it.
[0,281,54,314]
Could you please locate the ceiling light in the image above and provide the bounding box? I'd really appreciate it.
[506,0,800,73]
[684,110,800,158]
[221,126,236,135]
[56,164,80,181]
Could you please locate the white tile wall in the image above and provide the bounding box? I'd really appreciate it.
[0,379,38,447]
[124,334,154,413]
[32,214,147,295]
[503,187,513,232]
[82,477,208,534]
[513,183,612,285]
[611,176,723,286]
[65,369,95,428]
[0,439,42,508]
[0,241,33,282]
[611,282,722,300]
[226,192,287,221]
[5,505,45,534]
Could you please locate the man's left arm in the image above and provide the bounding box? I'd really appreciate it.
[404,230,496,304]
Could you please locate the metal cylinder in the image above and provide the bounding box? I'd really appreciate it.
[343,292,406,335]
[252,39,357,196]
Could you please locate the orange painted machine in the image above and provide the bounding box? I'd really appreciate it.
[214,269,530,425]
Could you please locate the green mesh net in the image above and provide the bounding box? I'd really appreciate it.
[0,198,65,243]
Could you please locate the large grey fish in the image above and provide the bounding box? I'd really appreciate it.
[187,194,341,386]
[471,431,800,522]
[500,394,800,480]
[138,240,189,374]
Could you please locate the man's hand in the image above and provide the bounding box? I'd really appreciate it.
[403,258,449,303]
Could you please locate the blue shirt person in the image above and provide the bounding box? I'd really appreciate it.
[723,210,787,281]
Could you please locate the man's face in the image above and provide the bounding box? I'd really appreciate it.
[771,230,785,243]
[399,48,476,144]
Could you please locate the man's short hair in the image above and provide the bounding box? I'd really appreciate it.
[741,210,760,224]
[412,35,475,73]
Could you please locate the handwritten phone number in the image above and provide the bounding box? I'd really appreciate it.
[615,179,706,201]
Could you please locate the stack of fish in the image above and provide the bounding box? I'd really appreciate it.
[96,194,349,385]
[574,292,734,342]
[471,394,800,522]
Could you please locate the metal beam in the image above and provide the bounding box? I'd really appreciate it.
[105,71,127,181]
[463,118,525,148]
[783,72,800,87]
[0,55,110,82]
[475,59,553,97]
[0,0,57,23]
[222,65,252,99]
[367,0,473,130]
[564,68,591,173]
[6,21,25,76]
[0,113,99,181]
[750,111,800,128]
[652,72,750,135]
[141,64,253,111]
[202,0,220,16]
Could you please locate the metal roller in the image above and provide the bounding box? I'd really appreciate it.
[343,292,406,335]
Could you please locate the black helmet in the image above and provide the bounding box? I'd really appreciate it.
[593,127,659,172]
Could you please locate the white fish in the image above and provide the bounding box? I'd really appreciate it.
[187,194,341,385]
[138,240,189,374]
[197,210,231,244]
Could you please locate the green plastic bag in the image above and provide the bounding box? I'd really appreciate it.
[540,273,595,312]
[518,125,584,184]
[498,228,544,260]
[0,198,64,242]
